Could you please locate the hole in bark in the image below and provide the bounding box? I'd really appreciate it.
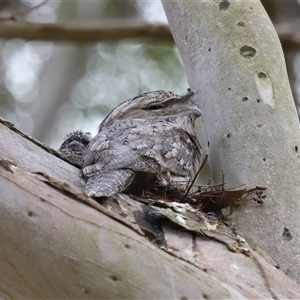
[258,72,267,79]
[237,21,245,27]
[263,158,266,161]
[208,47,211,52]
[28,211,33,217]
[240,45,256,58]
[125,244,131,249]
[219,0,230,10]
[181,297,188,300]
[242,97,248,102]
[84,288,90,294]
[227,133,231,138]
[110,275,118,281]
[282,226,293,241]
[203,294,209,299]
[257,99,260,103]
[228,87,231,90]
[294,146,298,152]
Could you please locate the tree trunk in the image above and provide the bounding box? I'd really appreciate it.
[162,0,300,283]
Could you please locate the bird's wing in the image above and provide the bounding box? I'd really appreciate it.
[83,120,201,180]
[82,119,146,169]
[132,125,202,178]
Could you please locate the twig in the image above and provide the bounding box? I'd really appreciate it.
[221,170,225,192]
[182,153,208,202]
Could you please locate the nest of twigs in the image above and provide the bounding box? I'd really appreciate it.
[130,154,267,213]
[140,178,266,213]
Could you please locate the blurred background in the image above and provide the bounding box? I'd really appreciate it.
[0,0,300,148]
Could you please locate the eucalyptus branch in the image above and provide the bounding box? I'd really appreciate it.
[0,19,298,50]
[0,20,173,43]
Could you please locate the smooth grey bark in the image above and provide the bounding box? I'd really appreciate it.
[162,0,300,283]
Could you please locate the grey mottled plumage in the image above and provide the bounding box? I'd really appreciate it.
[82,89,202,197]
[59,130,92,167]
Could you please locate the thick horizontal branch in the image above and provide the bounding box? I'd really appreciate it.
[0,19,173,43]
[0,19,298,50]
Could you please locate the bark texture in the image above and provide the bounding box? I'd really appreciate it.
[0,120,243,299]
[162,0,300,282]
[2,119,300,298]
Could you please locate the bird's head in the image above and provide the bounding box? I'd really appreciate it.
[59,130,92,167]
[98,89,201,132]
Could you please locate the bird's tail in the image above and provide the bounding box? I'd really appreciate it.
[85,169,135,197]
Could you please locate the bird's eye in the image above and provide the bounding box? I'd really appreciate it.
[147,104,164,110]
